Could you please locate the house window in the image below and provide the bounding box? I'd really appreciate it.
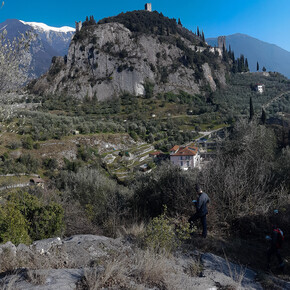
[187,161,189,167]
[180,156,183,160]
[181,161,183,166]
[186,156,190,160]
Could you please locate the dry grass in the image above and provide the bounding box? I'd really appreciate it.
[130,249,173,288]
[76,247,190,290]
[24,269,47,285]
[0,247,17,273]
[0,274,20,290]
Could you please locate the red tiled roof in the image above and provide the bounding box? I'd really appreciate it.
[170,145,179,152]
[172,146,198,156]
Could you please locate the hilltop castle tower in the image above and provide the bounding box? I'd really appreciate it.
[75,21,82,32]
[218,36,226,49]
[145,3,152,12]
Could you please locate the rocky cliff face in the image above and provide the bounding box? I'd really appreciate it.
[29,11,227,100]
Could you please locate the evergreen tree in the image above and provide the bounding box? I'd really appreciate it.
[262,66,267,72]
[256,61,259,71]
[245,58,249,71]
[231,51,235,62]
[201,31,205,42]
[232,60,237,73]
[261,108,266,124]
[249,97,254,121]
[178,18,182,26]
[222,43,228,62]
[197,26,200,37]
[240,54,245,72]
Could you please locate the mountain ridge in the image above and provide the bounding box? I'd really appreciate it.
[206,33,290,79]
[0,19,75,78]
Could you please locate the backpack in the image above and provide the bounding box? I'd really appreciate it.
[274,228,284,248]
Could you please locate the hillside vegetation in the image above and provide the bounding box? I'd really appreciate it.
[0,8,290,288]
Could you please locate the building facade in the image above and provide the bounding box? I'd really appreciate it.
[170,145,200,170]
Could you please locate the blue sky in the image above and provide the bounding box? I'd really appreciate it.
[1,0,290,51]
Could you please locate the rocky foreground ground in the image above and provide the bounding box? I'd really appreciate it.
[0,235,289,289]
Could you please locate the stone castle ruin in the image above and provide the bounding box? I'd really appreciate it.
[218,36,226,49]
[145,3,152,12]
[75,21,82,32]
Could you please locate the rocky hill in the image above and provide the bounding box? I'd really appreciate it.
[29,11,228,101]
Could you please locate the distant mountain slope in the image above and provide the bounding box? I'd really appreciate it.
[206,33,290,79]
[0,19,75,78]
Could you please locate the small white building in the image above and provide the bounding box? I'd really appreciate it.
[170,145,200,170]
[256,84,265,93]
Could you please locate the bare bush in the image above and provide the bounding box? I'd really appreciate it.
[24,269,47,285]
[200,120,279,226]
[0,29,31,93]
[132,161,198,218]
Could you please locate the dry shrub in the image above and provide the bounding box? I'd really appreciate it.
[76,268,100,290]
[24,269,47,285]
[0,247,17,273]
[184,259,203,277]
[0,274,20,290]
[131,249,173,289]
[76,248,183,289]
[62,200,101,237]
[118,222,146,238]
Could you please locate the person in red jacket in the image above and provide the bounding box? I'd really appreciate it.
[266,224,285,271]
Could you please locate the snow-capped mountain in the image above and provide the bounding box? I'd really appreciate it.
[0,19,75,78]
[19,20,75,56]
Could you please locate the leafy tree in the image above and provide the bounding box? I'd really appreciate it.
[0,201,31,245]
[0,191,64,244]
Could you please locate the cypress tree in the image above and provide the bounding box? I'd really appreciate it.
[256,61,259,71]
[197,26,200,37]
[249,97,254,121]
[261,108,266,124]
[245,58,249,71]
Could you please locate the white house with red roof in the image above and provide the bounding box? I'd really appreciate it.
[170,145,200,170]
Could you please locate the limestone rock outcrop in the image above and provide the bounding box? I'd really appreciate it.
[29,11,227,101]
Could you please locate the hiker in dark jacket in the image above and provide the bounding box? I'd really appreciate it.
[188,184,210,238]
[266,225,285,271]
